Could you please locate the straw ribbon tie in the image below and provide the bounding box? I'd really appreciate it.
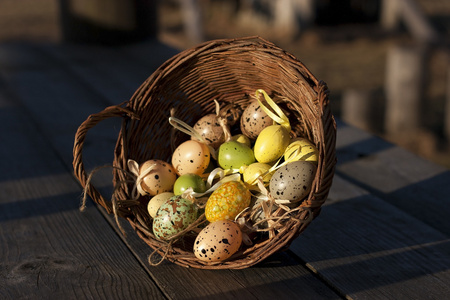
[254,89,291,132]
[180,167,241,206]
[127,159,157,200]
[168,116,218,160]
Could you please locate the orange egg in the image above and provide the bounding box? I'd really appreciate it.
[193,220,242,262]
[172,140,210,176]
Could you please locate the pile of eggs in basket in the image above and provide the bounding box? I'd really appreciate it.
[133,90,318,263]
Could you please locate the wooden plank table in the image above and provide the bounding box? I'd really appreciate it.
[1,39,449,300]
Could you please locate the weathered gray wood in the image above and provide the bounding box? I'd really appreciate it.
[4,39,450,299]
[0,42,341,299]
[335,120,450,236]
[0,71,166,300]
[291,174,450,299]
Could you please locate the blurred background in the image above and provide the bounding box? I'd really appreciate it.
[1,0,449,168]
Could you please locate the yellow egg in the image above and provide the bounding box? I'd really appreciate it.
[241,162,273,186]
[230,134,251,148]
[205,181,251,222]
[253,125,290,163]
[284,138,319,164]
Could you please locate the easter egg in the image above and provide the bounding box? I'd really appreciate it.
[147,192,174,218]
[230,134,251,148]
[269,161,316,202]
[205,181,251,222]
[254,125,290,163]
[152,195,198,240]
[172,140,210,176]
[284,137,319,164]
[217,140,255,170]
[173,173,206,195]
[241,162,273,186]
[193,220,242,262]
[140,160,177,196]
[240,100,272,139]
[192,114,227,149]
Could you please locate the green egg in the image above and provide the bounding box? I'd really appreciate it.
[173,173,206,195]
[217,140,255,170]
[254,125,290,163]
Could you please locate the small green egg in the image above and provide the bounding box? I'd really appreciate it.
[173,173,206,195]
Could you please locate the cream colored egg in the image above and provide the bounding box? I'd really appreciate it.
[147,192,174,218]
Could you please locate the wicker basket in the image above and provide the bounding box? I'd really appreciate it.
[73,36,336,269]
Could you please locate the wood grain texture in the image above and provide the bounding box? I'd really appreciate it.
[335,120,450,236]
[0,41,341,299]
[0,75,165,299]
[290,174,450,299]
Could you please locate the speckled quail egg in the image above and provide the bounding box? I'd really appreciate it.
[269,161,316,202]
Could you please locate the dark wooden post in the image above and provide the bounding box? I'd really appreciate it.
[59,0,157,45]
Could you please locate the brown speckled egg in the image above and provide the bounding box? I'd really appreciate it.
[152,195,198,240]
[193,220,242,262]
[140,160,177,196]
[240,100,272,139]
[192,114,227,149]
[269,161,316,202]
[172,140,210,176]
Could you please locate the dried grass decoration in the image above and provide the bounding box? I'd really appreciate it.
[73,36,337,269]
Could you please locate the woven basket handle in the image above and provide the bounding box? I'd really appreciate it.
[73,103,138,214]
